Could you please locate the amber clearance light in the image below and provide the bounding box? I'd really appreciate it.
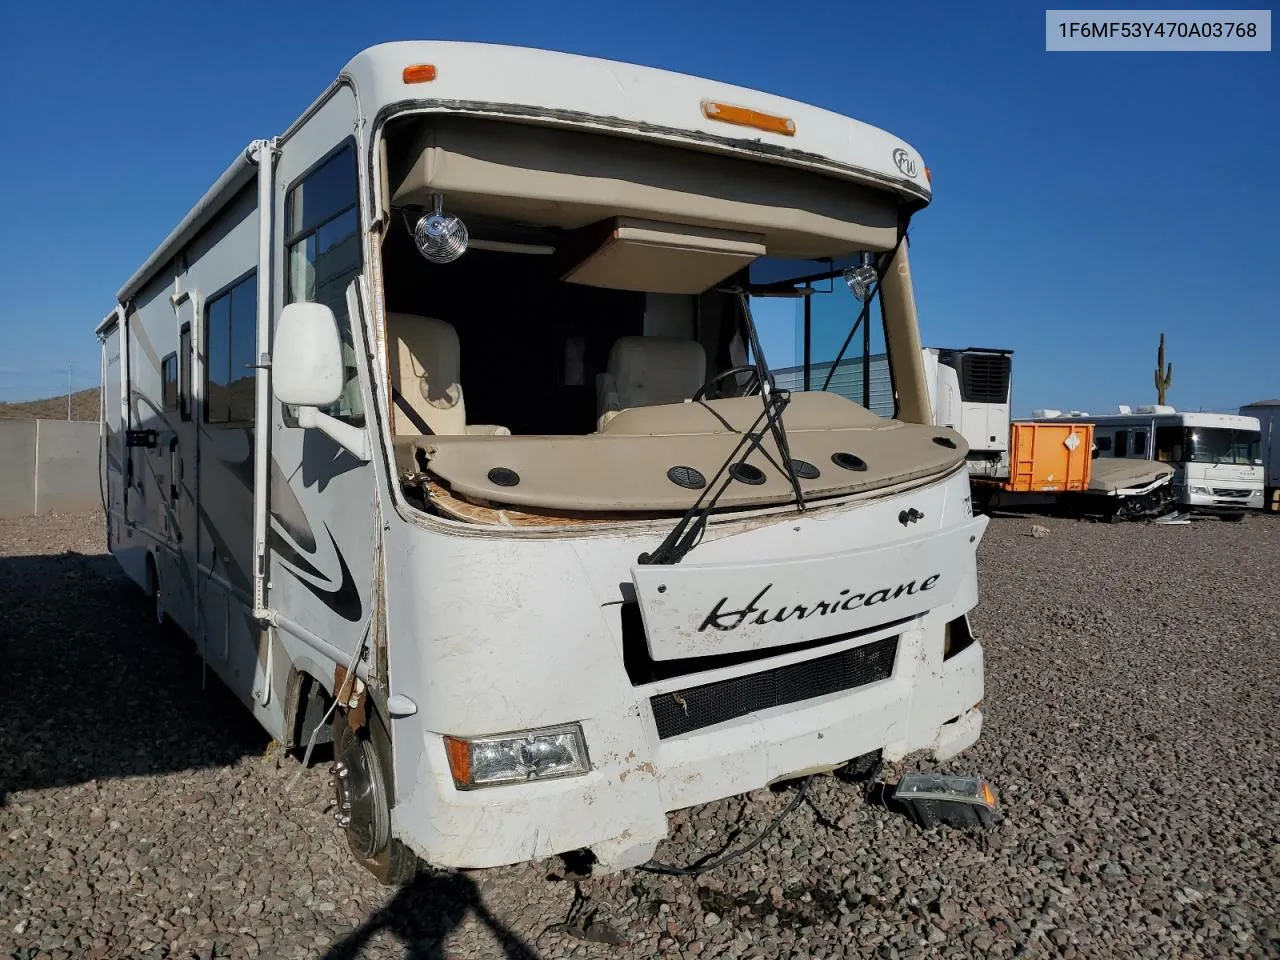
[701,100,796,136]
[402,64,438,84]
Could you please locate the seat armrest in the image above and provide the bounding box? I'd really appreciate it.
[465,424,511,436]
[596,372,620,432]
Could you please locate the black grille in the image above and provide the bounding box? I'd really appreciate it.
[1212,488,1249,498]
[960,353,1011,404]
[650,636,898,739]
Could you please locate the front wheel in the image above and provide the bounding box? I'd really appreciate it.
[332,715,419,885]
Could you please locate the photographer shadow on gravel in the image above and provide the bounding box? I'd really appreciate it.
[323,869,539,960]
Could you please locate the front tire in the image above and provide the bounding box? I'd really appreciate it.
[332,714,419,885]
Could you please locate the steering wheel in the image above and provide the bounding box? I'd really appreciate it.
[692,365,774,402]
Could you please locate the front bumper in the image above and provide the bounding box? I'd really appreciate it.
[1180,487,1263,512]
[391,617,984,873]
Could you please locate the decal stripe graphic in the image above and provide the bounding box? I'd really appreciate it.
[285,524,363,622]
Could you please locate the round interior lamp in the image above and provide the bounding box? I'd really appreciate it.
[414,195,469,264]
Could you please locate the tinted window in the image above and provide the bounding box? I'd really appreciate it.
[1096,435,1113,452]
[228,279,257,422]
[1114,430,1129,457]
[1133,431,1148,456]
[204,273,257,424]
[205,295,231,422]
[1154,425,1183,461]
[285,143,363,422]
[287,148,359,240]
[162,353,179,411]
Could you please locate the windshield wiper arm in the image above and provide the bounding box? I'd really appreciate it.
[638,399,790,566]
[638,289,806,567]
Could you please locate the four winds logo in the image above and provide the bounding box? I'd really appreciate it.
[892,147,918,178]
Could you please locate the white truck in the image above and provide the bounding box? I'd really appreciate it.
[98,41,988,882]
[921,346,1013,480]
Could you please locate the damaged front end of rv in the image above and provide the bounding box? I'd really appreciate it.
[100,41,989,881]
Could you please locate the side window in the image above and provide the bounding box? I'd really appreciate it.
[161,353,179,412]
[204,272,257,424]
[285,142,363,423]
[1154,425,1183,461]
[1095,435,1113,452]
[747,255,896,419]
[1114,430,1129,457]
[1132,431,1148,457]
[178,323,192,421]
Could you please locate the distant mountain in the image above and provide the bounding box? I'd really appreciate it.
[0,388,99,422]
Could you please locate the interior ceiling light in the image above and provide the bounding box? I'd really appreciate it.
[414,194,469,264]
[843,252,878,302]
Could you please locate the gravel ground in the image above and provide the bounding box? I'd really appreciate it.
[2,510,1278,960]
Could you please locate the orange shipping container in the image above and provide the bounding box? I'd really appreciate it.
[1002,422,1093,493]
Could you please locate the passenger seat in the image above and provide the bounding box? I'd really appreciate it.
[388,313,510,437]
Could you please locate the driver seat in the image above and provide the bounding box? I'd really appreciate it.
[596,336,708,431]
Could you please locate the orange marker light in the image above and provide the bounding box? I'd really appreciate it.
[443,736,471,786]
[925,167,933,184]
[701,100,796,136]
[402,64,438,84]
[980,782,998,807]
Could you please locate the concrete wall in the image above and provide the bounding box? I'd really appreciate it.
[36,420,102,515]
[0,420,101,519]
[0,422,38,519]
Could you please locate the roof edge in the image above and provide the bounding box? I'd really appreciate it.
[115,143,261,304]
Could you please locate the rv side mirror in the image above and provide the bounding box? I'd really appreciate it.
[273,303,344,408]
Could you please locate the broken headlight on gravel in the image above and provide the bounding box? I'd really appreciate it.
[894,773,1000,830]
[444,724,590,789]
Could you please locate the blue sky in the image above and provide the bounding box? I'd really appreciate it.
[0,1,1275,414]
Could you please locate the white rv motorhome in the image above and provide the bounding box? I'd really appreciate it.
[1044,406,1263,516]
[921,347,1013,479]
[1238,400,1279,512]
[98,41,988,882]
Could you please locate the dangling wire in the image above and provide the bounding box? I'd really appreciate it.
[638,777,812,877]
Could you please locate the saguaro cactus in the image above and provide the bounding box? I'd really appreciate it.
[1154,333,1173,405]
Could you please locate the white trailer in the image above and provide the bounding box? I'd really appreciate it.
[1038,406,1263,516]
[98,41,988,882]
[921,346,1012,479]
[1239,399,1279,511]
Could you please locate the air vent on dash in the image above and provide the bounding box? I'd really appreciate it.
[960,353,1011,404]
[650,636,898,739]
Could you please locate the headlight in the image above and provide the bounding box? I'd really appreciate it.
[444,724,590,789]
[1189,485,1210,496]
